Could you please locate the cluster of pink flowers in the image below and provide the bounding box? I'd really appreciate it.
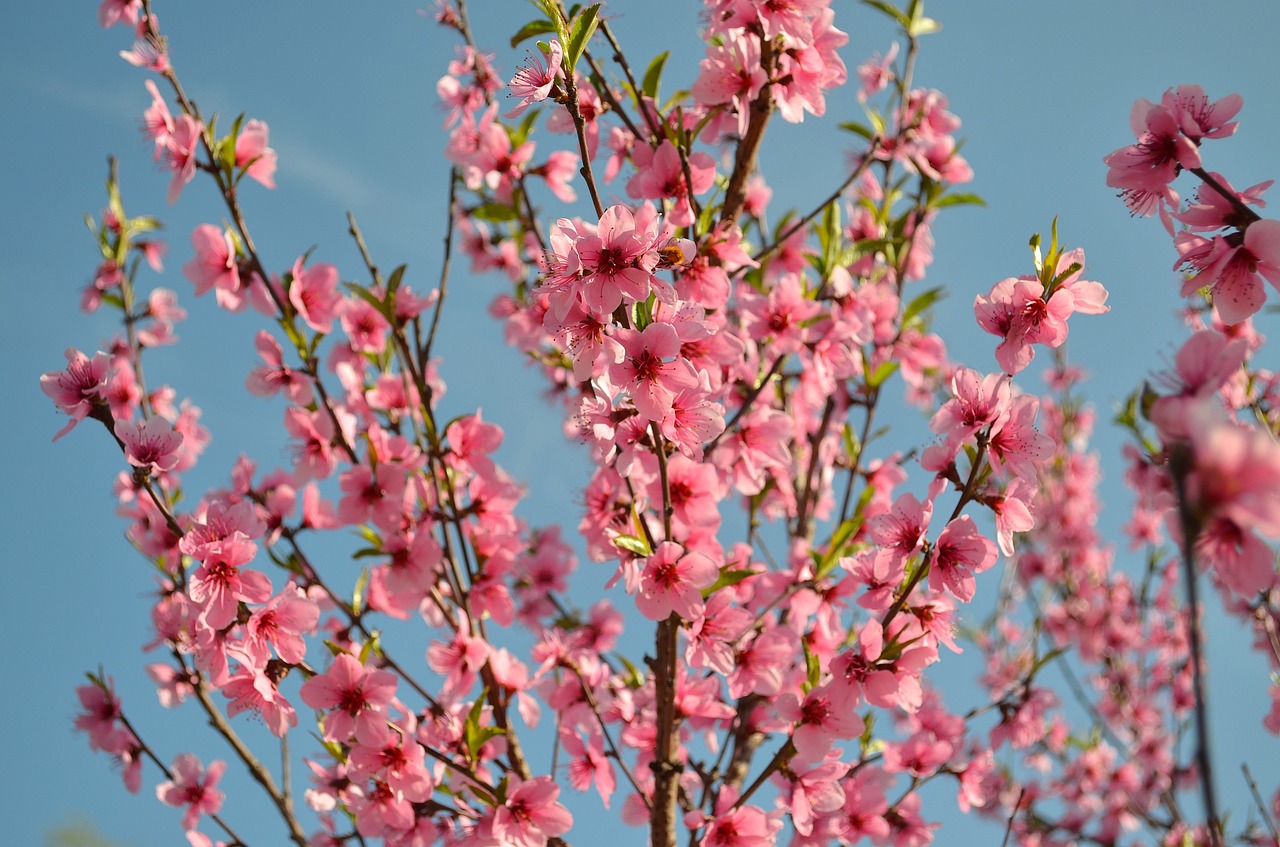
[51,2,1280,847]
[1106,85,1280,324]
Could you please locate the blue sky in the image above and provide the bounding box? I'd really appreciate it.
[5,2,1280,845]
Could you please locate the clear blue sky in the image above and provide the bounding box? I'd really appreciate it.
[5,2,1280,845]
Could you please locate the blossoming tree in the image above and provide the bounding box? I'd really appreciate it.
[46,1,1280,846]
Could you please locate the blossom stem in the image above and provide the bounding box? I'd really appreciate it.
[597,21,664,142]
[720,37,776,225]
[561,62,606,218]
[110,687,253,847]
[837,386,880,526]
[746,138,881,271]
[796,396,838,540]
[582,49,649,144]
[425,169,460,365]
[1168,445,1224,847]
[1189,166,1262,226]
[732,738,794,810]
[705,354,787,456]
[570,662,652,808]
[185,658,310,847]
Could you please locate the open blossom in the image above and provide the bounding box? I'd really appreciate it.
[636,541,718,621]
[975,250,1106,375]
[1104,97,1196,218]
[165,114,202,203]
[288,258,343,333]
[234,119,277,188]
[115,415,184,472]
[928,515,998,602]
[41,348,111,440]
[1182,403,1280,594]
[609,322,700,423]
[156,754,225,831]
[1176,218,1280,325]
[492,775,573,847]
[299,653,398,742]
[572,205,659,316]
[187,542,271,630]
[505,39,562,118]
[183,224,241,304]
[246,330,313,405]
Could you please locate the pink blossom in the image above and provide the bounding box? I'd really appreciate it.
[1104,97,1197,217]
[183,224,241,304]
[156,754,225,831]
[289,258,343,333]
[120,39,171,74]
[610,322,700,422]
[1149,329,1249,440]
[986,394,1052,481]
[99,0,141,28]
[929,516,997,602]
[426,615,490,698]
[857,43,898,99]
[164,114,202,203]
[188,547,271,630]
[636,541,718,621]
[246,330,313,405]
[573,205,657,316]
[221,655,298,737]
[234,119,277,189]
[115,415,184,473]
[505,39,562,118]
[1177,218,1280,325]
[492,775,573,847]
[142,80,174,159]
[74,679,123,752]
[561,727,616,807]
[777,682,865,762]
[41,348,110,440]
[974,275,1075,375]
[246,584,319,664]
[626,140,716,228]
[1162,84,1242,142]
[299,653,398,742]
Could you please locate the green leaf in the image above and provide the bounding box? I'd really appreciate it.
[838,121,874,140]
[344,282,395,323]
[510,18,557,48]
[931,192,986,209]
[564,4,601,73]
[1028,647,1066,679]
[530,0,569,43]
[126,215,164,234]
[642,51,669,100]
[814,516,862,580]
[358,631,380,665]
[860,0,910,28]
[616,654,645,688]
[867,360,899,389]
[613,534,651,557]
[352,567,370,616]
[386,264,407,299]
[702,567,755,597]
[804,639,821,692]
[901,285,945,326]
[463,688,506,758]
[471,202,519,223]
[508,108,543,149]
[908,15,941,36]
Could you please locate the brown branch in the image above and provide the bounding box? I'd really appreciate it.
[719,37,776,225]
